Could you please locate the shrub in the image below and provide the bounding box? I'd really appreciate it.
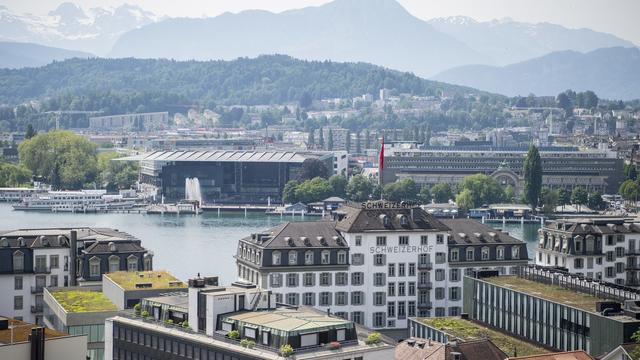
[240,339,255,348]
[165,319,174,324]
[141,310,149,318]
[280,344,294,357]
[133,303,141,313]
[366,332,381,345]
[228,330,239,339]
[328,341,341,350]
[181,321,189,328]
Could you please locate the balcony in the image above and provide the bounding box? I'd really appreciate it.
[31,285,44,294]
[34,265,50,274]
[417,301,433,309]
[418,262,433,271]
[31,305,43,313]
[418,281,433,290]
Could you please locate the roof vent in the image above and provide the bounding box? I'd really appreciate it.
[379,214,391,227]
[108,242,117,252]
[17,237,25,247]
[319,237,328,246]
[302,237,311,246]
[0,237,7,247]
[286,237,295,247]
[458,233,467,239]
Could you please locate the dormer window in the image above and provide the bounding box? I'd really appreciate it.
[337,250,347,264]
[380,214,391,227]
[496,246,505,260]
[109,255,120,272]
[109,242,117,252]
[305,251,314,265]
[127,255,138,272]
[481,247,490,260]
[288,251,297,265]
[512,246,520,260]
[13,251,24,272]
[272,251,281,266]
[321,250,330,264]
[399,215,409,226]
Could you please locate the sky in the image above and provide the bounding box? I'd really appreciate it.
[3,0,640,45]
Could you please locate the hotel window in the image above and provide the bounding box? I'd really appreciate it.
[374,254,386,266]
[399,263,406,276]
[14,276,22,290]
[351,291,364,306]
[352,253,364,265]
[450,269,460,282]
[481,247,490,260]
[376,236,387,246]
[373,292,386,306]
[616,262,624,273]
[575,240,582,253]
[574,258,584,269]
[373,312,386,328]
[450,287,460,301]
[409,263,416,276]
[351,272,364,285]
[272,251,281,265]
[399,236,409,246]
[408,282,416,296]
[618,235,625,243]
[616,247,625,257]
[387,302,396,318]
[435,287,444,300]
[127,256,138,272]
[14,295,23,310]
[512,246,520,260]
[336,272,348,286]
[436,235,444,244]
[287,273,299,287]
[408,301,416,317]
[286,293,299,306]
[320,292,332,306]
[606,251,614,262]
[304,251,314,265]
[109,256,120,272]
[421,235,428,245]
[321,250,331,264]
[398,301,406,319]
[496,246,504,260]
[303,292,315,306]
[270,274,282,287]
[89,257,101,278]
[388,263,396,276]
[351,311,364,324]
[355,236,362,246]
[336,292,347,306]
[465,268,474,277]
[303,273,315,286]
[466,248,474,261]
[449,307,461,316]
[607,235,615,246]
[12,251,24,272]
[388,282,396,296]
[606,267,615,278]
[374,273,386,286]
[288,251,297,265]
[435,269,445,281]
[320,272,332,286]
[450,249,459,261]
[435,252,446,264]
[337,250,347,264]
[419,253,430,265]
[50,255,59,269]
[398,282,406,296]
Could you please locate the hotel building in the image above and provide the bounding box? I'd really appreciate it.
[235,202,528,336]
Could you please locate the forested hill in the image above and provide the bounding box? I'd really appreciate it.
[0,55,487,107]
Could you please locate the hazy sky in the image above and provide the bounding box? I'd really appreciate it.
[4,0,640,45]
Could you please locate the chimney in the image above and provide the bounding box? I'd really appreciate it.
[69,230,77,287]
[30,327,45,360]
[450,352,461,360]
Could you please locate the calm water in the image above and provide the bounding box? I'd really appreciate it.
[0,204,541,283]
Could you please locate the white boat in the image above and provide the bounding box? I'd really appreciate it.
[12,190,136,212]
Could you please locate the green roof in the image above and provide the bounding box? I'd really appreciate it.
[483,275,603,312]
[418,317,547,357]
[104,271,186,291]
[50,289,117,313]
[225,309,351,333]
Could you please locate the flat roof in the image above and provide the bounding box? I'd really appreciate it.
[143,294,189,309]
[104,271,186,291]
[417,317,547,357]
[49,288,117,313]
[0,318,68,345]
[225,308,351,333]
[483,276,603,312]
[116,150,327,163]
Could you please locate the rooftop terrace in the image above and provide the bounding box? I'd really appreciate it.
[0,318,68,345]
[418,317,547,357]
[50,289,117,313]
[483,275,605,312]
[104,271,186,291]
[224,308,352,333]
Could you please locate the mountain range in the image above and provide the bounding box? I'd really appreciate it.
[432,47,640,100]
[0,41,91,68]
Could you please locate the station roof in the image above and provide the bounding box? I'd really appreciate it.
[116,150,328,163]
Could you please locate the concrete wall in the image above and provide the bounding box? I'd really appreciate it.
[0,335,87,360]
[104,319,113,360]
[102,275,125,310]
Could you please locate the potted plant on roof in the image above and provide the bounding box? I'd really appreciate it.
[328,341,341,350]
[228,330,239,340]
[133,303,141,315]
[365,332,381,345]
[280,344,294,357]
[141,310,150,319]
[240,338,255,348]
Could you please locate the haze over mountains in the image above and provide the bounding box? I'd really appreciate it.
[432,47,640,101]
[0,41,91,68]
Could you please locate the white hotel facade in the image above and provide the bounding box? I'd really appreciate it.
[235,202,529,334]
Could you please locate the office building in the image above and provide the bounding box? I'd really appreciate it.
[235,202,528,336]
[536,218,640,287]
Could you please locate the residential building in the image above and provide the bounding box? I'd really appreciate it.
[235,202,528,336]
[395,337,509,360]
[509,351,594,360]
[463,266,640,355]
[382,144,624,195]
[0,227,153,324]
[601,343,640,360]
[0,316,87,360]
[536,218,640,287]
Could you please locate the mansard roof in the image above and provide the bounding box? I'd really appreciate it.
[334,202,449,233]
[441,219,525,245]
[242,221,347,249]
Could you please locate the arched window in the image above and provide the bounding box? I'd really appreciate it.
[321,250,331,264]
[304,251,314,265]
[337,250,347,264]
[143,254,152,271]
[109,255,120,272]
[496,246,505,260]
[272,251,281,266]
[127,255,138,272]
[89,257,101,278]
[512,246,520,260]
[13,251,24,272]
[256,251,261,264]
[481,247,490,260]
[288,251,297,265]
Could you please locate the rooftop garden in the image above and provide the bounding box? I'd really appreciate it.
[50,289,117,313]
[105,271,186,291]
[483,275,602,312]
[419,317,547,357]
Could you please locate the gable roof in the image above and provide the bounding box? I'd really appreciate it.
[450,339,508,360]
[508,350,594,360]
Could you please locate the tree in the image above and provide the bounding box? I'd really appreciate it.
[328,175,347,198]
[294,177,332,204]
[619,180,639,205]
[282,180,300,204]
[298,158,329,181]
[364,129,371,150]
[346,175,374,202]
[0,162,31,187]
[299,92,312,109]
[345,131,351,153]
[431,183,453,203]
[318,128,325,149]
[571,187,588,212]
[327,129,334,151]
[523,145,543,210]
[355,131,362,154]
[25,124,36,139]
[97,152,139,191]
[455,189,474,212]
[383,178,418,202]
[625,164,638,181]
[457,174,505,208]
[307,130,315,149]
[504,185,515,203]
[558,188,571,210]
[556,92,573,114]
[419,186,431,203]
[19,130,98,189]
[540,188,559,214]
[424,123,432,146]
[588,191,604,211]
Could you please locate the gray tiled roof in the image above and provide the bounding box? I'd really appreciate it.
[116,150,327,163]
[243,221,347,249]
[84,240,146,254]
[441,219,525,245]
[335,204,449,233]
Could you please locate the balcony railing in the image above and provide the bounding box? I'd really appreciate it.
[31,285,44,294]
[417,281,433,290]
[31,305,43,313]
[34,265,50,274]
[418,262,433,271]
[417,301,433,309]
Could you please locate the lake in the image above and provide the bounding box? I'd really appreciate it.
[0,204,541,283]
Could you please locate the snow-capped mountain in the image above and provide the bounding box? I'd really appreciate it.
[428,16,635,66]
[0,3,160,55]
